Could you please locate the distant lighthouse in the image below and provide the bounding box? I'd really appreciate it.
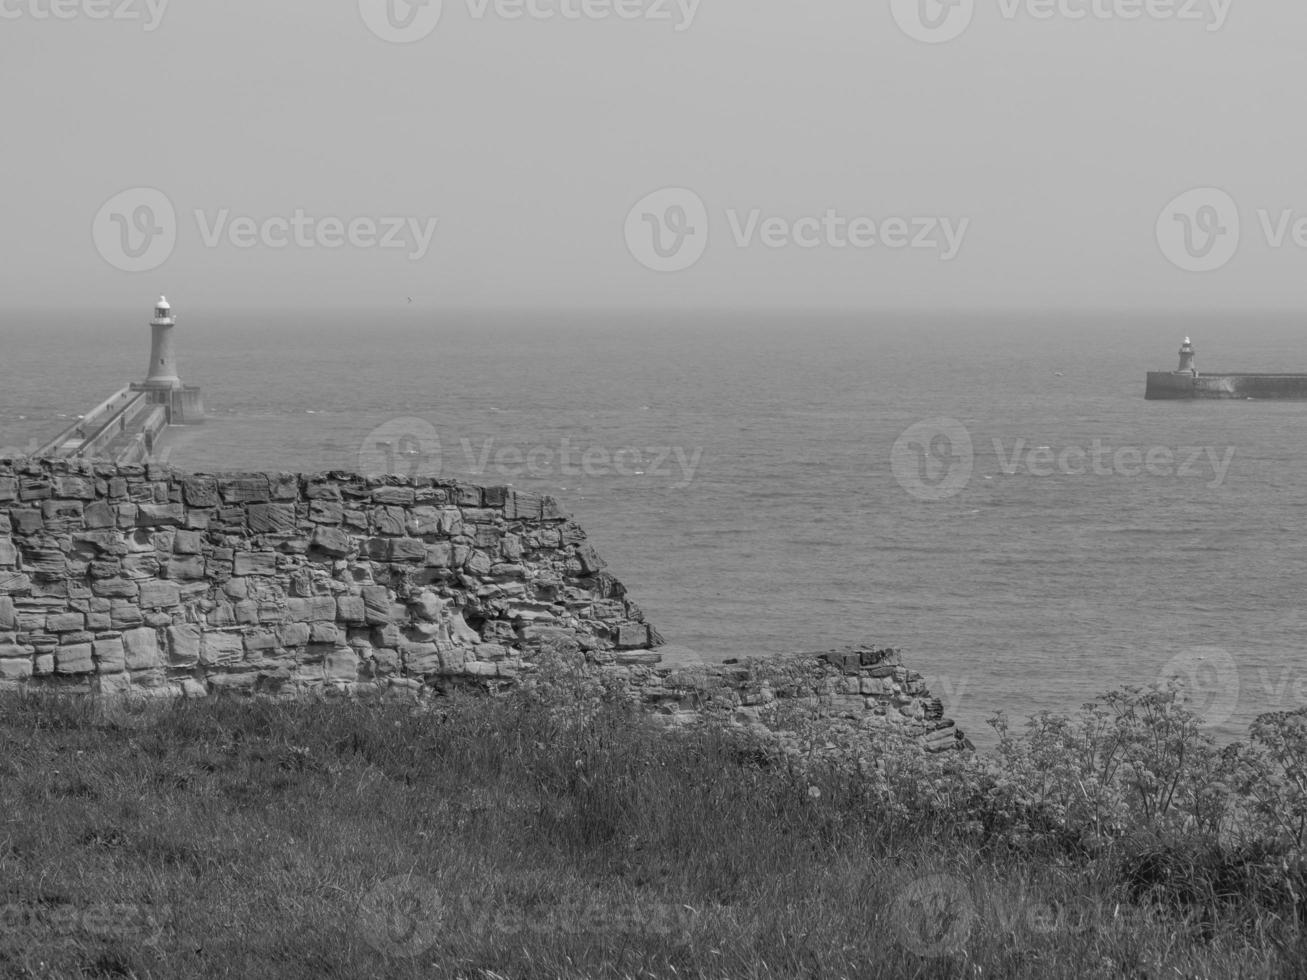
[130,295,204,424]
[142,295,180,389]
[1177,337,1197,376]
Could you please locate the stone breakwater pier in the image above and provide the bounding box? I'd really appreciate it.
[34,297,204,464]
[1146,336,1307,399]
[0,457,969,753]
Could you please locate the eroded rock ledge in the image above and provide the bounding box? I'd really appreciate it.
[0,458,967,752]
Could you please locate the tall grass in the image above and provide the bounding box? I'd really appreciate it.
[0,666,1304,979]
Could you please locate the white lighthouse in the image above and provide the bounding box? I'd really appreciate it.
[131,295,204,424]
[142,295,181,389]
[1176,336,1197,376]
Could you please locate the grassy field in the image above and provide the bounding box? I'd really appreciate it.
[1,675,1305,979]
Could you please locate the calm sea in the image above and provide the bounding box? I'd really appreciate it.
[4,309,1307,751]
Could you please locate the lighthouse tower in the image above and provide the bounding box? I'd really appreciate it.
[1176,337,1197,376]
[142,296,181,389]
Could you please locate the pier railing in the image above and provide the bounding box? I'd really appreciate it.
[33,386,149,460]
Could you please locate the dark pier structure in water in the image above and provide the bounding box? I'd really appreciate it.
[1146,337,1307,400]
[35,297,204,463]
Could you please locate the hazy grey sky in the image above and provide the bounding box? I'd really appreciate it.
[2,1,1304,312]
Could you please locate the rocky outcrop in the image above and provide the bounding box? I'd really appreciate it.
[0,457,967,752]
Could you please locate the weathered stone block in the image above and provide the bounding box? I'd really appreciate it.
[167,625,202,665]
[305,481,341,501]
[122,627,161,670]
[23,549,65,577]
[234,553,278,576]
[0,597,14,630]
[93,578,139,599]
[248,503,297,534]
[46,612,85,633]
[82,500,115,529]
[309,500,343,524]
[309,622,338,644]
[121,555,159,579]
[310,526,353,556]
[361,586,391,625]
[166,555,208,580]
[372,487,415,506]
[172,530,204,554]
[389,538,426,562]
[401,641,440,674]
[373,506,406,536]
[52,476,96,500]
[507,491,544,520]
[325,646,360,681]
[55,643,94,674]
[278,622,311,647]
[110,600,144,629]
[576,544,606,574]
[94,637,125,673]
[0,573,32,595]
[218,475,270,503]
[181,477,219,508]
[136,503,185,527]
[337,596,366,623]
[0,538,16,566]
[137,581,180,609]
[201,631,244,665]
[18,478,51,501]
